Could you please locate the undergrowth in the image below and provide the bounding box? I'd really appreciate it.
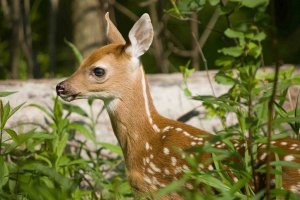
[0,94,132,199]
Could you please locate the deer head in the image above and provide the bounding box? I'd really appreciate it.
[56,13,154,104]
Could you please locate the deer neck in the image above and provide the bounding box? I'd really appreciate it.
[104,66,160,169]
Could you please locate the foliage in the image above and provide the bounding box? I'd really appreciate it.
[0,92,132,199]
[172,0,300,199]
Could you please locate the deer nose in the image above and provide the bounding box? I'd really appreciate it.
[56,82,66,95]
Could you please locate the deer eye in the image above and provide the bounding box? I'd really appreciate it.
[93,67,105,77]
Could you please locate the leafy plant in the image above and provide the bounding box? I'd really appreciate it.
[0,91,132,199]
[169,0,300,199]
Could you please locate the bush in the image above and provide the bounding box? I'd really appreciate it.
[0,93,132,199]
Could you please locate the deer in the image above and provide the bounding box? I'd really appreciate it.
[56,13,300,199]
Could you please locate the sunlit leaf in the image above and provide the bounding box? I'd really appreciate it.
[0,91,17,97]
[0,156,9,188]
[224,28,244,39]
[218,46,243,57]
[98,142,123,156]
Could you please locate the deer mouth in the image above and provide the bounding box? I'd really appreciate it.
[59,93,80,102]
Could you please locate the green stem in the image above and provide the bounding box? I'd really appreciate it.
[0,129,3,155]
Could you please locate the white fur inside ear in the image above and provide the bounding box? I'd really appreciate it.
[127,13,153,58]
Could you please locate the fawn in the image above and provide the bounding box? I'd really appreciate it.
[56,13,300,199]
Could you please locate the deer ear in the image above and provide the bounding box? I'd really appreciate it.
[105,12,126,44]
[127,13,153,58]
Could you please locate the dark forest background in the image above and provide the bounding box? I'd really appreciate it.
[0,0,299,79]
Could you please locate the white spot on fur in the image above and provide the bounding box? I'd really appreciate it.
[147,168,155,174]
[191,141,196,146]
[174,166,182,174]
[171,157,177,166]
[163,147,170,155]
[149,162,161,172]
[175,128,183,132]
[144,176,152,184]
[162,126,172,132]
[183,165,190,171]
[150,154,154,159]
[260,153,267,160]
[145,157,150,163]
[281,141,288,146]
[164,168,170,175]
[290,146,296,150]
[261,144,267,149]
[151,184,157,190]
[198,164,204,169]
[290,185,300,193]
[152,124,160,133]
[183,131,190,137]
[284,155,295,161]
[145,142,150,150]
[162,135,166,139]
[233,177,238,183]
[208,165,214,171]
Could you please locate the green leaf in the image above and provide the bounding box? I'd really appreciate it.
[252,32,266,41]
[247,42,262,58]
[215,56,234,68]
[35,154,53,167]
[0,156,9,188]
[274,154,282,190]
[271,161,300,169]
[21,162,74,190]
[184,88,192,97]
[215,71,236,85]
[179,60,193,80]
[224,28,244,39]
[69,123,95,141]
[1,102,11,129]
[63,103,88,117]
[241,0,269,8]
[56,132,68,159]
[218,46,243,57]
[64,38,83,64]
[31,132,57,140]
[196,174,231,191]
[98,142,123,156]
[53,97,63,121]
[0,91,17,97]
[208,0,220,6]
[9,102,25,119]
[4,128,19,143]
[156,177,187,199]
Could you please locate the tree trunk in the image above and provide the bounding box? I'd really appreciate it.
[149,3,169,73]
[49,0,59,77]
[10,0,21,79]
[20,0,38,78]
[72,0,106,58]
